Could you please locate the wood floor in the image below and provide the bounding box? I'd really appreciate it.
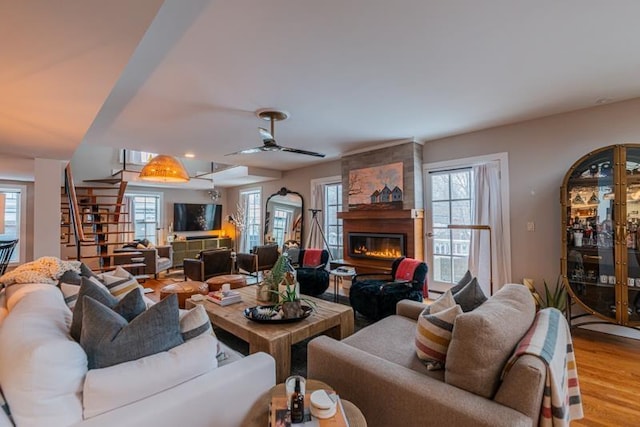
[144,276,640,425]
[571,328,640,426]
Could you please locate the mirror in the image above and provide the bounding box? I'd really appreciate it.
[264,187,304,249]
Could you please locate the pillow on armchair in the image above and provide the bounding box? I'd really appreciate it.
[297,249,330,296]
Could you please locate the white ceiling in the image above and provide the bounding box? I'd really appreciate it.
[5,0,640,177]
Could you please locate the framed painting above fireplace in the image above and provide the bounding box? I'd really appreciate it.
[348,162,403,210]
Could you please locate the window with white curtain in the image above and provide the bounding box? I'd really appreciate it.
[424,153,511,295]
[240,188,261,251]
[310,176,343,257]
[125,193,161,244]
[0,187,25,263]
[324,182,343,259]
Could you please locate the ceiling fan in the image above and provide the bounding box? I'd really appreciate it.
[226,109,326,158]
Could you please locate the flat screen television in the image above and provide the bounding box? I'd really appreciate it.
[173,203,222,231]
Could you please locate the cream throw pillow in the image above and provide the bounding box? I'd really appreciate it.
[416,303,463,370]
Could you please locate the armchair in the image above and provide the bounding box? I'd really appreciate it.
[183,249,233,282]
[349,257,427,320]
[236,244,280,278]
[296,249,330,296]
[113,245,173,279]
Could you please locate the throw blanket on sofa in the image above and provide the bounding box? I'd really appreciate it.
[502,308,583,427]
[0,257,81,286]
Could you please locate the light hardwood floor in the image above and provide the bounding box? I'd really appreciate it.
[571,328,640,426]
[144,277,640,425]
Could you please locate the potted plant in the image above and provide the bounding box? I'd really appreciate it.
[272,271,317,319]
[523,276,568,312]
[257,253,292,302]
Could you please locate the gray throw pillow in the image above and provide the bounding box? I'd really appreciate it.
[70,277,145,341]
[453,277,487,312]
[81,293,184,369]
[449,270,473,295]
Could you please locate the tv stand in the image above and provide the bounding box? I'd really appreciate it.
[186,235,219,240]
[171,237,232,267]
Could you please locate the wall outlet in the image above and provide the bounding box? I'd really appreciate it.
[527,221,535,232]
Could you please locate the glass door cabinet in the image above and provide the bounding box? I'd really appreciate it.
[561,144,640,328]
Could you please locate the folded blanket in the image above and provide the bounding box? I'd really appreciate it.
[0,257,81,286]
[503,308,583,426]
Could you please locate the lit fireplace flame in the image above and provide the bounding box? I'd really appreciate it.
[353,245,402,259]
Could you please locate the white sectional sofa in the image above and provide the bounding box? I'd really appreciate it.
[0,283,275,427]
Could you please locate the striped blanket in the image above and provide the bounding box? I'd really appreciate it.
[503,308,583,426]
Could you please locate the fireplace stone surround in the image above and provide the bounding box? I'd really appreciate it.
[335,141,425,273]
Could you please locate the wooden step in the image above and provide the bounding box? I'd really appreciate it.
[70,241,134,248]
[82,178,124,185]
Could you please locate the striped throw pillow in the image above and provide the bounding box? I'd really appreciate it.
[99,267,141,300]
[425,289,456,315]
[416,303,463,370]
[179,305,213,341]
[179,305,224,361]
[59,264,109,310]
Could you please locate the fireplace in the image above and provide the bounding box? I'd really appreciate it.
[348,232,406,260]
[336,209,423,273]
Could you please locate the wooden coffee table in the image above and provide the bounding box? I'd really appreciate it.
[185,286,354,382]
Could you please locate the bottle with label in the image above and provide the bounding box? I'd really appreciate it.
[290,377,305,423]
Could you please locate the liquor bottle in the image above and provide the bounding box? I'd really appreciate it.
[290,377,305,423]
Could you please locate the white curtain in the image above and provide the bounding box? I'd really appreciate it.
[469,162,511,295]
[307,181,325,249]
[238,194,251,253]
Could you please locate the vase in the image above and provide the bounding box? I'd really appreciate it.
[256,282,272,302]
[281,300,303,319]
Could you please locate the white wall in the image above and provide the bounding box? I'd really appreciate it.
[34,159,62,258]
[423,98,640,286]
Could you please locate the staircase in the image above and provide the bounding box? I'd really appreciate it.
[62,165,141,272]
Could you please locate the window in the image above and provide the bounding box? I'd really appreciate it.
[0,187,25,263]
[324,182,343,259]
[430,169,473,284]
[272,208,293,247]
[121,150,157,166]
[240,188,261,251]
[310,177,343,258]
[126,193,161,244]
[424,153,511,294]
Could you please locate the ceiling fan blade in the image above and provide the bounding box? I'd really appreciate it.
[279,146,326,158]
[225,146,266,156]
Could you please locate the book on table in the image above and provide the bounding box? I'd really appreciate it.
[269,391,349,427]
[206,290,242,306]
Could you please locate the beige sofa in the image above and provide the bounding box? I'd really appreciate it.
[308,284,554,427]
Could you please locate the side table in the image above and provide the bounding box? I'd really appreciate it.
[329,269,356,303]
[243,379,366,427]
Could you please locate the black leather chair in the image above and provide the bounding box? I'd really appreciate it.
[236,244,280,278]
[183,249,233,282]
[296,249,330,296]
[349,257,428,320]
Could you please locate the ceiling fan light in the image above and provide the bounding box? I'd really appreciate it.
[139,155,190,183]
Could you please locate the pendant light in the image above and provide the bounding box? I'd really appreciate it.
[139,155,190,183]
